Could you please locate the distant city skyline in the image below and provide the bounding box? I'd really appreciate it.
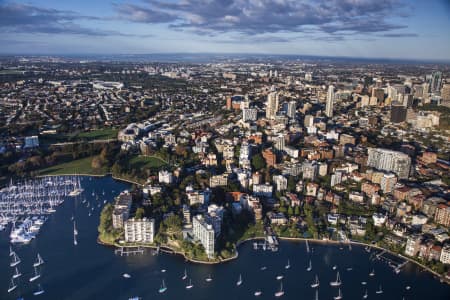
[1,0,450,61]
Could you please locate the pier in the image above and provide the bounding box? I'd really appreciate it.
[114,246,145,256]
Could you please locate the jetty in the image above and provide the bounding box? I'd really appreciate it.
[114,246,145,256]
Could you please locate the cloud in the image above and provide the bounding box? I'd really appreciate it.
[0,2,129,36]
[115,3,177,23]
[116,0,409,37]
[381,33,419,37]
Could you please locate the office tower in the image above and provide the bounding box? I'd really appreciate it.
[325,85,334,118]
[372,88,385,103]
[390,102,407,123]
[266,92,279,119]
[287,100,296,118]
[430,71,442,93]
[441,84,450,107]
[367,148,411,179]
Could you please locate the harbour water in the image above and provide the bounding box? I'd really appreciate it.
[1,176,449,299]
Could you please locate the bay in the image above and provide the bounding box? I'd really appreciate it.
[1,176,449,299]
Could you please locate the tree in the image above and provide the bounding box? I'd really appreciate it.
[91,156,103,169]
[251,153,266,170]
[135,207,145,219]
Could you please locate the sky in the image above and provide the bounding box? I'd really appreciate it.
[0,0,450,60]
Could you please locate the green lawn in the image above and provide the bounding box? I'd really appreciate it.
[76,129,119,140]
[37,156,109,175]
[40,128,118,145]
[129,155,168,169]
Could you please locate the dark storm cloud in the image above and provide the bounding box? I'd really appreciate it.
[117,0,409,36]
[0,2,128,36]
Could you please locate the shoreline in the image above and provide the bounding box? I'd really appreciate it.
[99,235,450,285]
[31,173,448,285]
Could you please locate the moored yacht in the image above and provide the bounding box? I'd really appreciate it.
[236,274,243,286]
[274,281,284,297]
[311,275,319,288]
[330,271,341,287]
[158,279,167,293]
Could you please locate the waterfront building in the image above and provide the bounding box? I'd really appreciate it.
[112,191,133,229]
[124,218,155,243]
[367,148,411,179]
[405,235,422,257]
[192,215,215,258]
[440,244,450,264]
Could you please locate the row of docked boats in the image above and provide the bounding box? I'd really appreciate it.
[1,176,84,243]
[8,248,45,296]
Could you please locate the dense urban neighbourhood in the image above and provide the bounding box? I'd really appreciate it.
[1,56,450,278]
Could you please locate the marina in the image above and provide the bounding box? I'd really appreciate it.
[0,176,83,245]
[0,176,449,299]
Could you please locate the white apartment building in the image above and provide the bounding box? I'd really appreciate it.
[124,218,155,243]
[367,148,411,179]
[192,215,215,258]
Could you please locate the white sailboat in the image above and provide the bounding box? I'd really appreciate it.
[33,253,44,267]
[330,271,341,287]
[375,285,383,294]
[274,281,284,297]
[12,267,22,279]
[10,251,21,267]
[33,283,45,296]
[8,277,17,293]
[74,221,78,245]
[74,221,78,236]
[369,269,375,277]
[236,274,243,286]
[186,278,194,289]
[158,279,167,293]
[285,259,291,269]
[311,275,319,288]
[182,268,187,280]
[276,275,284,280]
[307,259,312,271]
[333,288,343,300]
[254,290,262,296]
[9,246,14,256]
[29,266,41,282]
[205,274,213,282]
[363,289,368,299]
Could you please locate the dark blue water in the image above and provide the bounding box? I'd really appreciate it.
[1,176,449,299]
